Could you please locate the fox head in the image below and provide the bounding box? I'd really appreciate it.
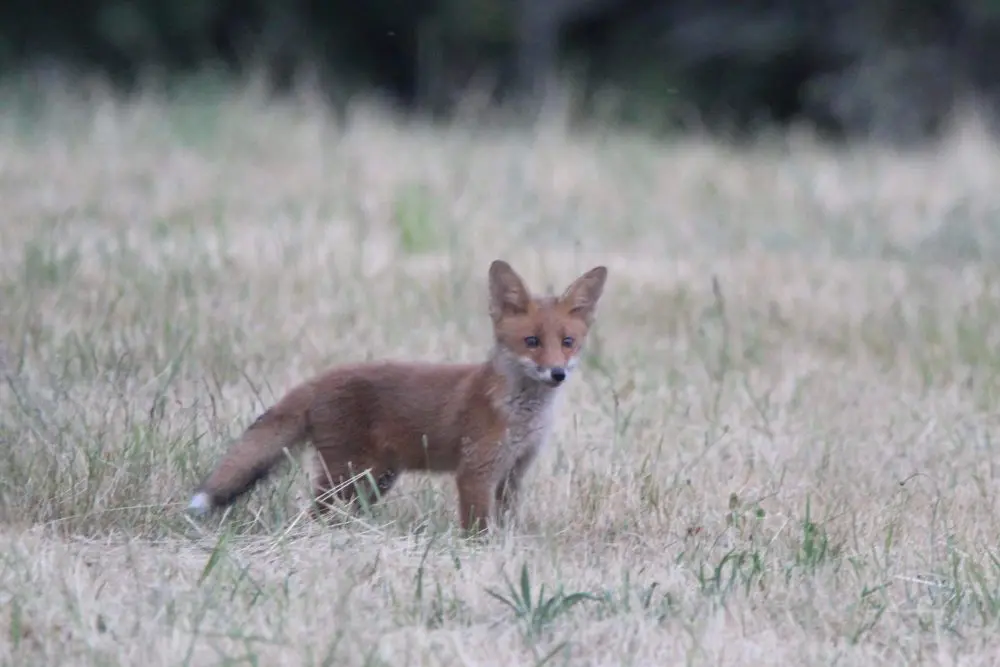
[488,260,608,388]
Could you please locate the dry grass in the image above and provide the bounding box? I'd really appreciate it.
[2,80,1000,666]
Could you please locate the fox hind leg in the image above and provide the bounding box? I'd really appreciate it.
[310,448,398,519]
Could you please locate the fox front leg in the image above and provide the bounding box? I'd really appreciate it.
[455,467,496,536]
[494,449,538,523]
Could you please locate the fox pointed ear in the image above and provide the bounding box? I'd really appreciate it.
[489,260,531,321]
[559,266,608,325]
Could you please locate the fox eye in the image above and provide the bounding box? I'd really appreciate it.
[562,336,575,348]
[524,335,540,348]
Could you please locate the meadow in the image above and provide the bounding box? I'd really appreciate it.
[2,80,1000,666]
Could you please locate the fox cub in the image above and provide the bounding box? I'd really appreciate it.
[187,259,608,533]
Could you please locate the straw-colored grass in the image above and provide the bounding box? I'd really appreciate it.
[2,81,1000,666]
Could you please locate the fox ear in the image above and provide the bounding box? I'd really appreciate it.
[559,266,608,325]
[489,260,531,321]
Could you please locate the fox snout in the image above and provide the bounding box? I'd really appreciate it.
[539,365,567,385]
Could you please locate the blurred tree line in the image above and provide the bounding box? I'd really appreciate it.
[2,0,1000,142]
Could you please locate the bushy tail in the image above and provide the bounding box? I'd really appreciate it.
[187,385,312,516]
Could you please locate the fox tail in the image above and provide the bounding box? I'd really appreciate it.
[187,384,312,515]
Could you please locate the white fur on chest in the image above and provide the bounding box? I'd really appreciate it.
[499,386,560,465]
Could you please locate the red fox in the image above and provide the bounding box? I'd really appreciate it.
[187,259,608,533]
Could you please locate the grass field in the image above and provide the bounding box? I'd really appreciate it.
[2,81,1000,666]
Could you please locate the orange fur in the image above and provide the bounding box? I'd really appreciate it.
[187,260,608,534]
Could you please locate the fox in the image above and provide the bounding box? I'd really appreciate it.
[186,259,608,534]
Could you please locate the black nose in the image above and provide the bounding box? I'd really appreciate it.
[550,367,566,383]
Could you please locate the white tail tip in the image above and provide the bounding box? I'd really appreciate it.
[187,492,212,516]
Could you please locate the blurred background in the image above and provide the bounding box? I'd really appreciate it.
[3,0,999,144]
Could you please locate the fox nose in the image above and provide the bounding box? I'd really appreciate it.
[550,367,567,384]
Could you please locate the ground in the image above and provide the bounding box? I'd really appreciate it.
[2,82,1000,666]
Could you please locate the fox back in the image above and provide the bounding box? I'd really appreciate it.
[187,259,608,534]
